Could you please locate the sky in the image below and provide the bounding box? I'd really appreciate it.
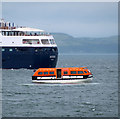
[2,2,118,37]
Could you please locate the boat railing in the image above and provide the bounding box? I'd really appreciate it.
[1,31,51,36]
[0,26,16,30]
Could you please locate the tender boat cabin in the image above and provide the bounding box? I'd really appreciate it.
[32,67,93,83]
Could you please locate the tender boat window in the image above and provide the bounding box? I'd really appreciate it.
[78,71,84,74]
[64,71,68,74]
[49,72,54,74]
[38,72,43,75]
[41,39,50,44]
[44,72,48,75]
[84,71,87,73]
[71,71,76,74]
[23,39,40,44]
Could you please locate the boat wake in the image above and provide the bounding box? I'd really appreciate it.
[19,82,100,86]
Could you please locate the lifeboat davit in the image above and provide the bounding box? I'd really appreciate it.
[32,67,93,84]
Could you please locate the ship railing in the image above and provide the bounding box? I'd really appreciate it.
[1,31,51,36]
[0,26,16,30]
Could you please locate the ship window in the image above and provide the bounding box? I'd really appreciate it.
[49,72,54,74]
[15,48,28,51]
[78,71,84,74]
[9,49,13,51]
[9,32,12,36]
[41,39,50,44]
[2,31,6,36]
[35,47,54,52]
[84,71,87,73]
[51,47,57,52]
[50,39,55,44]
[6,32,9,36]
[44,72,48,75]
[2,48,5,51]
[15,32,19,36]
[23,39,40,44]
[38,72,43,75]
[64,71,68,74]
[47,48,52,51]
[71,71,76,74]
[18,32,24,36]
[4,32,6,36]
[35,48,43,52]
[10,32,14,36]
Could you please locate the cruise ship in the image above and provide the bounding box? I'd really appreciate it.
[0,19,58,69]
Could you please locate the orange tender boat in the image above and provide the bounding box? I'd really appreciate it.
[32,67,93,84]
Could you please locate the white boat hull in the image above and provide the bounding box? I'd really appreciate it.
[32,78,93,84]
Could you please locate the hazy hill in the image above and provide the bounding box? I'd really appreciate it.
[51,33,118,54]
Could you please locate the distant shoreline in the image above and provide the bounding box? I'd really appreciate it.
[52,33,118,54]
[58,53,118,56]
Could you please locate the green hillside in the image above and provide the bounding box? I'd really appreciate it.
[52,33,118,54]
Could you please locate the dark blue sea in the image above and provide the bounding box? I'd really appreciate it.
[2,54,118,117]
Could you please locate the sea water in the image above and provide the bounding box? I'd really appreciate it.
[2,54,118,117]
